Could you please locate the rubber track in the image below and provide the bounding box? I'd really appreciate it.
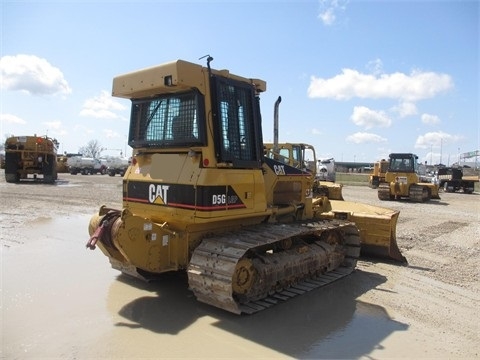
[187,220,360,314]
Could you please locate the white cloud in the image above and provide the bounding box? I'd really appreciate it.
[43,121,68,137]
[50,128,68,137]
[392,101,418,118]
[73,124,95,135]
[43,121,62,129]
[0,54,72,96]
[366,59,383,76]
[346,132,387,144]
[350,106,391,129]
[414,131,462,149]
[422,151,441,165]
[103,129,121,139]
[308,68,453,102]
[421,113,441,125]
[318,0,347,26]
[80,90,127,119]
[0,113,27,125]
[311,128,322,135]
[319,8,335,25]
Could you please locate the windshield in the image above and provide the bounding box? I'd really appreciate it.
[390,155,416,172]
[128,90,206,148]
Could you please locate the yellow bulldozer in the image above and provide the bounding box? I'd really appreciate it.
[378,153,440,202]
[87,59,405,314]
[369,159,389,188]
[264,142,344,200]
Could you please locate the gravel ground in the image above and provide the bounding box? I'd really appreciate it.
[2,172,478,290]
[342,185,480,292]
[1,171,479,358]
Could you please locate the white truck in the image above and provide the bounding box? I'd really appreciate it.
[67,156,107,175]
[317,158,336,182]
[105,156,130,176]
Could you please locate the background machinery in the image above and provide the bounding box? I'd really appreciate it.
[264,142,344,200]
[56,153,83,173]
[67,156,107,175]
[87,59,404,314]
[378,153,440,202]
[317,158,336,182]
[105,156,130,176]
[264,141,404,263]
[369,159,388,188]
[437,167,478,194]
[4,135,58,183]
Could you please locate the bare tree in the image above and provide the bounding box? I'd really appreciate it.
[79,139,103,158]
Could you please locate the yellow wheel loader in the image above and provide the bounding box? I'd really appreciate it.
[87,59,405,314]
[378,153,440,202]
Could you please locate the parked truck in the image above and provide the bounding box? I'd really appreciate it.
[4,135,58,183]
[67,156,107,175]
[437,167,478,194]
[105,156,130,176]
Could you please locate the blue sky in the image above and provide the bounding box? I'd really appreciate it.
[1,0,478,165]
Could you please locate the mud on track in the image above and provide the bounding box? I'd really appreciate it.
[1,171,479,358]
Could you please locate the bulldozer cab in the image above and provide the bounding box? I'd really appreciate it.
[373,159,389,176]
[388,153,417,173]
[121,60,266,170]
[264,143,316,173]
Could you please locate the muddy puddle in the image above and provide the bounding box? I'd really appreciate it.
[2,215,411,359]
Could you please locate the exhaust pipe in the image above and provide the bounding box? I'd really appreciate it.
[273,96,282,154]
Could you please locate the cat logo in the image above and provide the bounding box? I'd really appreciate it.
[149,184,170,204]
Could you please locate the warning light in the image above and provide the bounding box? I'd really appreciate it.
[37,138,43,144]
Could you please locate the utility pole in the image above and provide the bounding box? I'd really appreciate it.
[440,138,443,165]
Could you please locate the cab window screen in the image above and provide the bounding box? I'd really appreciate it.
[128,90,205,148]
[213,78,260,167]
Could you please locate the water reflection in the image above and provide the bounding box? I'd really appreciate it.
[108,269,408,358]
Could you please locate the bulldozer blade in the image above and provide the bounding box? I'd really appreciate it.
[318,200,407,264]
[317,181,344,200]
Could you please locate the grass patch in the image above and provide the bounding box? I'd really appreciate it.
[335,173,370,186]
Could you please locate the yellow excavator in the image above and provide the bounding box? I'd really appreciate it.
[87,59,405,314]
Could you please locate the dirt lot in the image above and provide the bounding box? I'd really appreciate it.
[1,171,479,359]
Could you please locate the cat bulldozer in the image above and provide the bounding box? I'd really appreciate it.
[87,59,405,315]
[369,159,389,188]
[378,153,440,202]
[263,141,404,263]
[264,142,344,200]
[4,135,58,183]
